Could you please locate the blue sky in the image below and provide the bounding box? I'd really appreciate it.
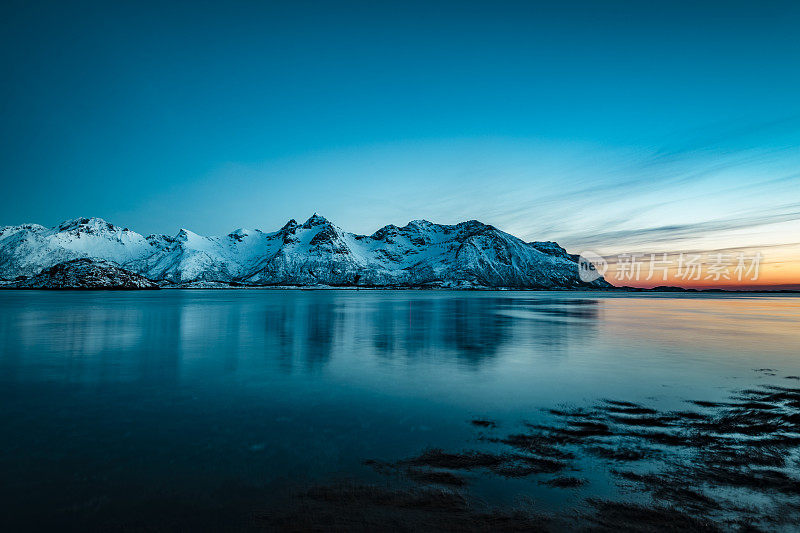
[1,0,799,281]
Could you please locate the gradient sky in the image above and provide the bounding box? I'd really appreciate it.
[1,0,799,287]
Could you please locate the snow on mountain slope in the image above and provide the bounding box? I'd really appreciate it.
[244,215,376,286]
[0,215,612,289]
[133,229,242,284]
[0,218,152,278]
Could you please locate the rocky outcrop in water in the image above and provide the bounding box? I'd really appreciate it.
[11,258,159,289]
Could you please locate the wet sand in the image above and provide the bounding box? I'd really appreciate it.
[260,380,800,531]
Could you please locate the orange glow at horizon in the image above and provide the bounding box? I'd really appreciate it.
[598,247,800,290]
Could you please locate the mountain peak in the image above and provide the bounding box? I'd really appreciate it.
[408,219,434,227]
[457,219,489,228]
[302,213,329,229]
[278,219,299,233]
[57,217,118,233]
[371,224,400,240]
[175,228,201,242]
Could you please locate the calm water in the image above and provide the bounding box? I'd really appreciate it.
[1,290,799,529]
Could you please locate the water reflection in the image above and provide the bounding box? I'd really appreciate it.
[264,301,295,372]
[2,291,800,530]
[498,297,601,355]
[304,300,337,370]
[0,292,604,383]
[5,291,798,389]
[442,298,511,364]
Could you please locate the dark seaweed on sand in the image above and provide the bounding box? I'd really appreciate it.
[470,418,498,429]
[540,476,587,488]
[475,386,800,527]
[401,448,568,478]
[267,384,800,531]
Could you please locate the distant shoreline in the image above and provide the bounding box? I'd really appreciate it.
[2,284,798,294]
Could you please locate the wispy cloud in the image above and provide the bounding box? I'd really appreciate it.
[559,203,800,249]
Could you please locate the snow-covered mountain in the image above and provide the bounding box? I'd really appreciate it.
[0,215,611,289]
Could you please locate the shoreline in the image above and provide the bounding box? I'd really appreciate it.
[1,284,798,293]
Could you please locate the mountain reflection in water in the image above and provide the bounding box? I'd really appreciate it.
[1,290,798,530]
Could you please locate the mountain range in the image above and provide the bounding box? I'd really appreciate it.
[0,215,611,289]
